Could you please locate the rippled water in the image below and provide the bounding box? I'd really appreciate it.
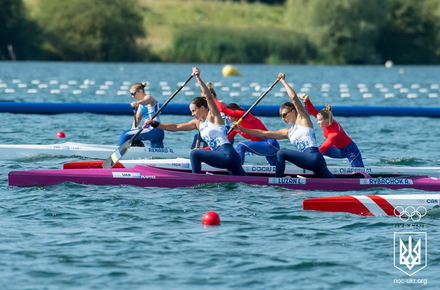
[1,62,439,289]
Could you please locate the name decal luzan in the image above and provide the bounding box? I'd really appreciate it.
[268,178,306,185]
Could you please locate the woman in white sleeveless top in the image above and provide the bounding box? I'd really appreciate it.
[235,73,334,178]
[145,67,246,176]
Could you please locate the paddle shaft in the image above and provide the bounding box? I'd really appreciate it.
[227,77,280,135]
[132,108,137,126]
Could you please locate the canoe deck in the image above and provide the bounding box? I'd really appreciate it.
[62,159,440,177]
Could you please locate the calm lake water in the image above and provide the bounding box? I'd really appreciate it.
[0,62,439,289]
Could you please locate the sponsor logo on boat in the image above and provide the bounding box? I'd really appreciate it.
[360,178,413,185]
[394,232,427,276]
[416,198,439,204]
[147,148,175,153]
[112,172,142,178]
[170,163,190,169]
[249,166,276,172]
[268,177,306,185]
[338,167,372,174]
[53,145,70,150]
[427,199,439,204]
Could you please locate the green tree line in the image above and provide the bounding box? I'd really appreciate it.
[1,0,440,64]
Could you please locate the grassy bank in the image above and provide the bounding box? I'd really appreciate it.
[139,0,286,57]
[19,0,440,64]
[24,0,287,59]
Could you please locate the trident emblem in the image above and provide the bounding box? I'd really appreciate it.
[399,236,421,270]
[394,232,427,276]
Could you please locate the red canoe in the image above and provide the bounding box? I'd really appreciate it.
[303,194,440,217]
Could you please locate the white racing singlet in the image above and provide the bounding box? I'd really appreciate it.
[140,103,160,122]
[287,123,318,152]
[199,119,229,150]
[138,103,160,132]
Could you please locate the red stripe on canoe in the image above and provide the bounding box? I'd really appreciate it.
[366,195,400,216]
[63,160,125,169]
[302,196,374,216]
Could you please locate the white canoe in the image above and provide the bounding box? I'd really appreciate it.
[0,142,266,163]
[303,194,440,218]
[63,158,440,177]
[1,141,375,166]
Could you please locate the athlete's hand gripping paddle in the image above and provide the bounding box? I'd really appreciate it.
[130,107,145,147]
[227,75,282,135]
[102,75,194,168]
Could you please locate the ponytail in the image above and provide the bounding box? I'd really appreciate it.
[319,105,333,125]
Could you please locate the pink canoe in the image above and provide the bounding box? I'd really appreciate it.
[8,165,440,191]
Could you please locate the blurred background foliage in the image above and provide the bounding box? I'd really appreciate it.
[168,26,317,64]
[1,0,440,64]
[31,0,149,61]
[0,0,41,60]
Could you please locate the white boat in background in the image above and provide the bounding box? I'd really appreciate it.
[0,142,266,163]
[62,158,440,177]
[3,141,440,176]
[1,141,375,165]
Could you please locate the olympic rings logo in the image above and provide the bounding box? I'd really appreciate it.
[394,206,427,222]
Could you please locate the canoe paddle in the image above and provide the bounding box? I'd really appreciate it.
[102,75,194,168]
[130,107,144,147]
[227,76,281,135]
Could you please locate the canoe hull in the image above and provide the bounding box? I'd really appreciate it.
[8,165,440,191]
[303,194,440,217]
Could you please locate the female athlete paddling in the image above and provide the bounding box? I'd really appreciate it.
[302,95,364,167]
[191,82,232,149]
[234,73,334,178]
[117,82,164,148]
[145,67,247,176]
[212,98,280,165]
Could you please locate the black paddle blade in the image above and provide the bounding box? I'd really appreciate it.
[102,141,131,168]
[131,140,145,147]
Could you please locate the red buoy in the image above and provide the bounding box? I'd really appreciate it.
[201,211,221,225]
[56,131,66,138]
